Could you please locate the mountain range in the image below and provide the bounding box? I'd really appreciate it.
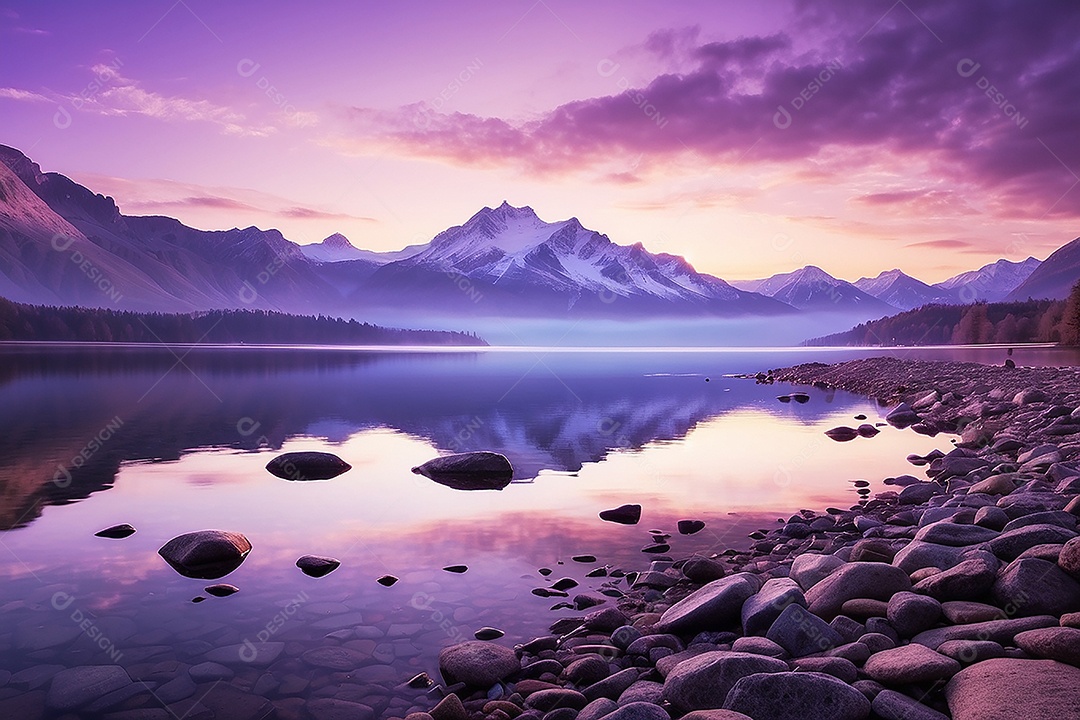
[1,143,1077,336]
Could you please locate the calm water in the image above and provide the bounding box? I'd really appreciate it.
[0,344,1077,718]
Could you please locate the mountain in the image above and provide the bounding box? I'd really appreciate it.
[300,232,424,264]
[0,146,789,322]
[936,257,1041,302]
[1005,239,1080,301]
[854,269,956,310]
[350,201,790,316]
[0,144,340,313]
[731,265,896,313]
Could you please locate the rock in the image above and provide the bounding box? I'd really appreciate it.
[204,583,239,597]
[1013,388,1050,404]
[940,601,1005,624]
[188,662,233,681]
[789,553,845,591]
[265,451,351,480]
[678,520,706,535]
[444,565,469,573]
[792,392,810,403]
[524,689,588,712]
[619,679,664,705]
[1013,627,1080,665]
[578,698,619,720]
[898,483,939,505]
[412,452,513,490]
[601,702,671,720]
[740,578,805,636]
[893,541,970,573]
[1057,536,1080,579]
[992,558,1080,616]
[969,474,1019,495]
[974,506,1011,530]
[475,627,505,641]
[583,668,641,702]
[805,562,912,620]
[585,607,629,633]
[722,671,870,720]
[95,523,136,538]
[731,636,786,658]
[912,556,999,601]
[46,665,132,711]
[301,646,367,670]
[988,524,1077,560]
[937,639,1005,663]
[913,522,1000,547]
[857,424,880,437]
[680,712,753,720]
[790,656,858,683]
[564,656,610,685]
[765,602,844,657]
[377,574,399,586]
[439,641,520,687]
[296,555,340,577]
[681,556,727,583]
[946,658,1080,719]
[654,574,759,634]
[886,592,941,638]
[661,651,787,712]
[872,690,949,720]
[911,616,1057,650]
[599,505,641,525]
[886,403,920,428]
[430,693,468,720]
[825,426,860,442]
[863,643,961,684]
[158,530,252,579]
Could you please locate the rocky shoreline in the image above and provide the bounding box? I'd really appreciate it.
[411,357,1080,720]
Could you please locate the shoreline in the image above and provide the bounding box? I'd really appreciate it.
[415,357,1080,720]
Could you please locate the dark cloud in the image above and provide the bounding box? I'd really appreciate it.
[345,0,1080,218]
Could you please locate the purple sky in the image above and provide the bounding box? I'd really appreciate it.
[2,0,1078,282]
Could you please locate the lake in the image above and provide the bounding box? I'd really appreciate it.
[0,343,1077,718]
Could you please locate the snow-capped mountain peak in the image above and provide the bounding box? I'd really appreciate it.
[938,257,1042,302]
[854,268,955,310]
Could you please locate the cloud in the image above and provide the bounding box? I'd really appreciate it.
[904,239,975,250]
[337,0,1080,219]
[0,87,51,103]
[74,174,378,225]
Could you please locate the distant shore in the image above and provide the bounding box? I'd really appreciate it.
[415,357,1080,720]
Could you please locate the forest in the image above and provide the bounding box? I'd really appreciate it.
[0,297,486,346]
[807,282,1080,347]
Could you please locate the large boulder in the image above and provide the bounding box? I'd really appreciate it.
[765,603,844,657]
[946,658,1080,719]
[789,553,845,591]
[887,592,942,638]
[723,671,870,720]
[654,574,760,635]
[158,530,252,579]
[661,651,786,712]
[438,641,519,687]
[741,578,805,636]
[1013,627,1080,666]
[805,562,911,620]
[913,522,999,547]
[912,555,999,601]
[412,452,513,490]
[988,524,1078,560]
[863,643,961,684]
[992,558,1080,616]
[911,616,1057,650]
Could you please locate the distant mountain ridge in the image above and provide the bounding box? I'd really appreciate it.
[0,143,1075,332]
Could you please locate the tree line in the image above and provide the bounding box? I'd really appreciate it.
[0,297,486,346]
[807,281,1080,347]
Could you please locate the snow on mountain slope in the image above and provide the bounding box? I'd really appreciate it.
[744,265,897,312]
[854,269,956,310]
[301,232,425,264]
[377,201,776,313]
[938,257,1042,302]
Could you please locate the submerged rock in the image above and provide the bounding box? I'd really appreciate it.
[158,530,252,580]
[411,451,513,490]
[265,451,351,480]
